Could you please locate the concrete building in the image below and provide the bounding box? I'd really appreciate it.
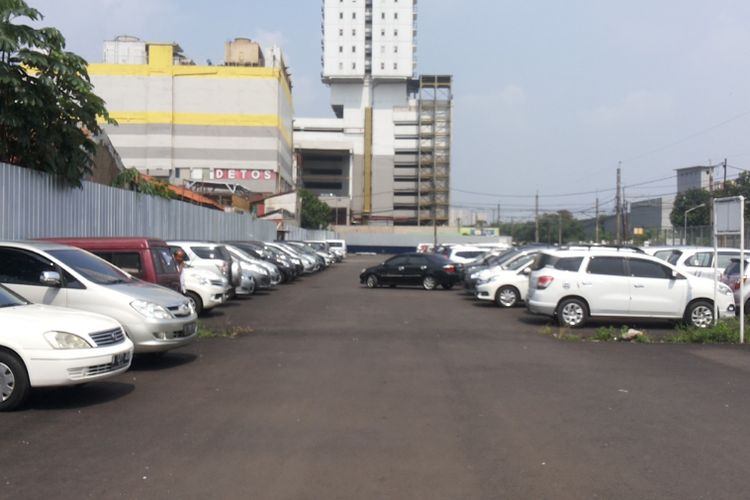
[295,0,452,226]
[89,36,294,194]
[676,165,716,193]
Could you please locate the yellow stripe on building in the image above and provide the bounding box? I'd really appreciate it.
[103,112,292,146]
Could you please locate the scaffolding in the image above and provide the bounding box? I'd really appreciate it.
[416,75,451,226]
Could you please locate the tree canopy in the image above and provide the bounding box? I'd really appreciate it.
[299,189,332,229]
[0,0,112,186]
[112,168,174,199]
[670,172,750,227]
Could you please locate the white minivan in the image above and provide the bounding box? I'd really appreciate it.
[0,242,197,353]
[527,248,736,328]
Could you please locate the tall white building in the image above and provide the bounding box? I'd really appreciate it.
[295,0,451,226]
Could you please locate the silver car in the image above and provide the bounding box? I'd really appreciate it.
[0,242,198,354]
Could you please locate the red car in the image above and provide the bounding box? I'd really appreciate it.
[41,237,181,292]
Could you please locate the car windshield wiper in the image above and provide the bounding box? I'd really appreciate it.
[0,303,24,308]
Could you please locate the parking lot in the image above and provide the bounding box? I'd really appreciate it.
[2,254,750,499]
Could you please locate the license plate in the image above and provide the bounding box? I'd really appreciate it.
[112,352,130,368]
[183,322,197,336]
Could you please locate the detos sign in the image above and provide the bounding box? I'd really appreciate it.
[213,169,276,181]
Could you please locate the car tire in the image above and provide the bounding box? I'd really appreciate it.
[495,286,520,308]
[556,298,588,328]
[422,276,438,290]
[685,300,714,328]
[366,275,379,288]
[186,291,203,315]
[0,351,30,412]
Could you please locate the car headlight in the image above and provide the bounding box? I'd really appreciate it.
[130,300,173,320]
[248,264,268,275]
[197,276,211,286]
[44,331,92,349]
[718,283,733,296]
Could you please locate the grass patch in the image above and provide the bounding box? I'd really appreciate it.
[666,318,743,344]
[197,321,254,339]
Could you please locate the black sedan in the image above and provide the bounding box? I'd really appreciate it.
[359,253,462,290]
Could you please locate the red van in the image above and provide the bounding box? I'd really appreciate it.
[42,238,181,292]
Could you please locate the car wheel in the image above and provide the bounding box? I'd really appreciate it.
[686,300,714,328]
[422,276,438,290]
[186,291,203,315]
[556,298,588,328]
[366,275,379,288]
[442,283,454,290]
[495,286,519,308]
[0,351,30,412]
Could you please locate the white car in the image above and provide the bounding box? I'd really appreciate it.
[470,248,544,286]
[0,284,134,411]
[326,239,347,259]
[527,248,736,328]
[182,266,229,315]
[446,246,488,264]
[649,246,741,280]
[168,241,240,290]
[474,253,539,307]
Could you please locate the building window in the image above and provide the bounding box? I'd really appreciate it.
[339,62,344,70]
[339,28,344,36]
[381,12,385,19]
[394,29,398,36]
[352,29,356,36]
[381,62,385,70]
[393,62,398,69]
[339,45,343,53]
[339,12,343,19]
[352,62,356,69]
[352,12,356,19]
[394,12,398,19]
[381,45,385,53]
[352,45,356,52]
[394,45,398,53]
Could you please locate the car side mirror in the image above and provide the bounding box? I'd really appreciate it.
[522,267,532,275]
[672,270,685,280]
[40,270,62,287]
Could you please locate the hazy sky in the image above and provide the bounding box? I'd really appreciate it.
[27,0,750,220]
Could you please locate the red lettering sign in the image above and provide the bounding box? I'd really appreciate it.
[213,169,276,181]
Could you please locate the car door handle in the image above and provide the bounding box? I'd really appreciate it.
[633,284,645,288]
[580,281,592,286]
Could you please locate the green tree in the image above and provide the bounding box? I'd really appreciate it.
[299,189,332,229]
[670,188,712,227]
[112,168,174,199]
[0,0,112,186]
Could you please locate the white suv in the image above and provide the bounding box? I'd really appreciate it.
[527,248,736,328]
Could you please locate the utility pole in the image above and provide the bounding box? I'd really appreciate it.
[558,212,563,245]
[615,165,622,244]
[595,196,600,242]
[534,191,540,243]
[724,158,728,188]
[622,187,627,242]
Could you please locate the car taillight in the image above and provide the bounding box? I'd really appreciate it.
[443,264,456,274]
[537,276,554,289]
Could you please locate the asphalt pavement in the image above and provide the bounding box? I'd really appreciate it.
[2,255,749,499]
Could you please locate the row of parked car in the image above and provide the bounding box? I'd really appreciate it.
[361,242,746,330]
[0,237,347,411]
[465,244,746,328]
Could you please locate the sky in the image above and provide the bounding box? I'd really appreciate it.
[26,0,750,220]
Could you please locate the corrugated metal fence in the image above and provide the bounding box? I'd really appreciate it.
[0,163,334,242]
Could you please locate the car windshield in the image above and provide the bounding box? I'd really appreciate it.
[0,284,29,308]
[192,247,224,260]
[328,241,343,248]
[48,249,133,285]
[506,255,535,271]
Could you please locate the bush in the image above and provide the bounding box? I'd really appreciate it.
[667,318,742,344]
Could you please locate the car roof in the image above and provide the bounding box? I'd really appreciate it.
[39,237,168,250]
[0,240,78,252]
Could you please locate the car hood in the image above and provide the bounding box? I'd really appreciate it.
[1,303,121,334]
[109,280,188,307]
